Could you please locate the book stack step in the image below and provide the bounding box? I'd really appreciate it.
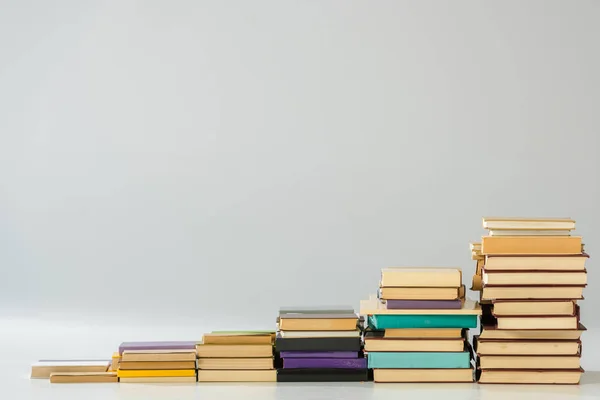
[117,341,197,383]
[471,217,586,384]
[361,267,479,383]
[196,331,276,382]
[275,307,368,382]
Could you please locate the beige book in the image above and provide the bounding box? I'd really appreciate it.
[470,242,482,252]
[476,340,580,355]
[481,236,582,255]
[360,297,481,315]
[120,377,197,383]
[489,229,571,236]
[197,357,273,370]
[471,274,483,291]
[109,353,121,372]
[479,355,581,370]
[496,315,579,330]
[482,217,575,231]
[197,369,277,382]
[479,326,585,340]
[202,334,272,345]
[478,369,582,384]
[278,318,357,331]
[365,338,464,352]
[483,271,586,286]
[31,360,110,379]
[121,350,197,362]
[492,300,576,316]
[118,361,196,370]
[196,344,272,358]
[279,330,360,338]
[384,328,463,339]
[379,286,462,300]
[381,267,462,287]
[374,368,473,383]
[484,255,587,271]
[50,372,117,383]
[481,286,584,300]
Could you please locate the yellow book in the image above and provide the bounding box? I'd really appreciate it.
[117,369,196,378]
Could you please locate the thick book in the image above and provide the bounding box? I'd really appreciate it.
[120,377,196,383]
[279,330,361,338]
[380,267,462,287]
[479,355,581,370]
[481,236,582,255]
[283,358,366,369]
[483,270,587,286]
[277,368,369,382]
[474,337,581,356]
[367,351,471,369]
[367,314,477,330]
[275,337,361,352]
[361,297,480,316]
[278,318,357,331]
[364,332,464,352]
[197,369,277,382]
[479,324,586,340]
[196,358,274,370]
[202,332,273,345]
[121,350,196,362]
[379,286,462,300]
[279,351,358,358]
[484,254,588,271]
[492,300,577,316]
[374,368,473,383]
[482,217,575,231]
[477,368,583,384]
[49,372,118,383]
[31,360,111,379]
[118,341,197,355]
[117,369,196,378]
[118,361,196,370]
[494,314,580,330]
[481,285,584,300]
[196,344,273,358]
[385,299,462,309]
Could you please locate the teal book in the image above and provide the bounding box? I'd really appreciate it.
[368,314,477,329]
[368,351,471,369]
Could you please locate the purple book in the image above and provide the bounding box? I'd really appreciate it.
[283,358,367,369]
[385,299,462,309]
[118,341,197,354]
[279,351,358,359]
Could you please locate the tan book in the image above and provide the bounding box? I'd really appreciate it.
[479,355,581,370]
[489,229,572,236]
[495,315,579,330]
[50,372,117,383]
[483,271,587,286]
[360,297,481,315]
[479,324,586,340]
[278,318,357,331]
[120,377,197,383]
[481,236,582,255]
[492,300,577,316]
[197,369,277,382]
[202,334,273,345]
[109,353,121,372]
[481,286,584,300]
[470,242,482,252]
[31,360,110,379]
[196,344,272,358]
[121,350,197,362]
[475,339,581,355]
[380,267,462,287]
[482,217,575,231]
[383,328,463,339]
[197,357,273,370]
[484,255,588,271]
[118,361,196,370]
[374,368,473,383]
[365,338,464,352]
[279,330,361,338]
[478,368,582,384]
[471,274,483,291]
[379,286,462,300]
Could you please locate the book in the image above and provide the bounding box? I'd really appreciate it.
[479,355,581,369]
[481,236,582,255]
[118,361,196,370]
[278,318,357,331]
[282,358,367,369]
[49,372,118,383]
[120,377,196,383]
[484,254,588,271]
[117,369,196,378]
[479,324,586,340]
[385,299,463,309]
[379,286,462,300]
[364,336,464,352]
[276,368,369,382]
[109,353,120,371]
[383,328,464,339]
[279,351,358,358]
[274,337,361,352]
[483,271,587,286]
[202,332,273,345]
[279,330,361,338]
[118,341,197,354]
[373,368,473,383]
[489,230,571,236]
[477,368,582,384]
[360,297,480,315]
[492,300,577,316]
[475,338,581,355]
[380,267,462,287]
[494,315,579,330]
[481,286,584,300]
[196,358,273,370]
[482,217,575,231]
[197,369,277,382]
[279,306,355,314]
[368,314,478,329]
[367,351,471,369]
[196,344,272,358]
[30,360,110,379]
[121,350,196,362]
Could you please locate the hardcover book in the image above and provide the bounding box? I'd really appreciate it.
[385,299,462,310]
[278,351,358,358]
[275,337,361,352]
[282,358,367,369]
[118,341,197,355]
[367,314,478,330]
[277,368,369,382]
[367,351,471,369]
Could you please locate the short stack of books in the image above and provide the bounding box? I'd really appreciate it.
[473,217,587,384]
[196,331,276,382]
[31,359,116,383]
[275,307,368,382]
[361,267,480,383]
[117,341,197,383]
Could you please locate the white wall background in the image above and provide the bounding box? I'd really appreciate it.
[1,0,599,372]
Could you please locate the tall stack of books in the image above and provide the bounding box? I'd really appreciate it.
[275,307,368,382]
[117,341,197,383]
[361,267,480,383]
[196,331,276,382]
[473,217,587,385]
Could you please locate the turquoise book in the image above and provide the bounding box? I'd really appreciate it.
[367,351,471,369]
[367,314,477,329]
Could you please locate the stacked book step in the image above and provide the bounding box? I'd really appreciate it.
[196,331,276,382]
[30,359,116,383]
[472,217,586,385]
[275,307,368,382]
[361,267,480,383]
[117,341,197,383]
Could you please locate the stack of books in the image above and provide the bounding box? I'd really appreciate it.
[31,359,116,383]
[117,341,197,383]
[473,217,587,384]
[196,331,276,382]
[275,307,368,382]
[361,267,480,383]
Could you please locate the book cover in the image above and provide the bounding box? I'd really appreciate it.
[278,351,358,358]
[368,314,478,329]
[275,337,361,352]
[118,341,197,355]
[385,299,462,309]
[367,351,471,369]
[283,358,367,369]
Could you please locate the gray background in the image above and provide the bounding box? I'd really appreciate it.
[1,0,599,383]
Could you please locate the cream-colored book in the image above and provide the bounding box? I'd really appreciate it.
[492,300,576,316]
[360,297,481,315]
[380,267,462,287]
[31,360,110,379]
[121,350,197,362]
[279,330,361,338]
[120,377,197,383]
[478,369,582,384]
[481,236,582,255]
[479,326,585,340]
[277,318,357,331]
[482,217,575,231]
[202,334,272,345]
[496,315,579,330]
[379,286,463,300]
[365,338,464,352]
[479,355,581,370]
[476,339,580,355]
[374,368,473,383]
[197,369,277,382]
[489,229,571,236]
[196,344,272,358]
[484,255,587,271]
[384,328,463,339]
[483,271,586,286]
[196,357,273,370]
[50,372,117,383]
[481,286,584,300]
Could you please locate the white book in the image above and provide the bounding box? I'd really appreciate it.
[279,330,361,338]
[489,230,571,236]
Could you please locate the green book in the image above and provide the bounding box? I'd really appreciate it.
[368,314,477,329]
[368,351,471,369]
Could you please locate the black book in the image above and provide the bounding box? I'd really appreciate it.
[275,337,361,352]
[277,368,369,382]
